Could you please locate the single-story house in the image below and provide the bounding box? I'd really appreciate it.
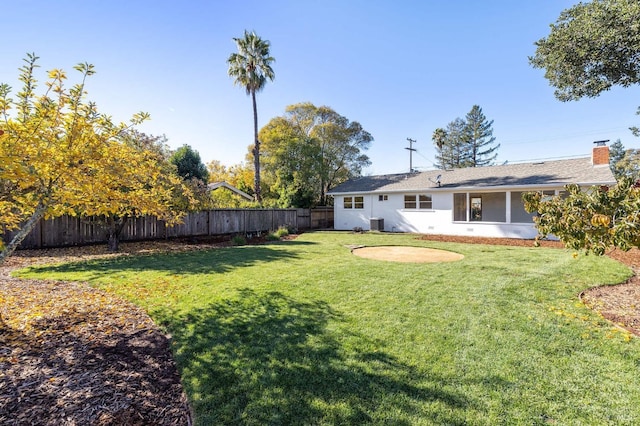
[328,144,615,239]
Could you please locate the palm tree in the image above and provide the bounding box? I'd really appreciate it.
[227,30,275,203]
[432,127,448,169]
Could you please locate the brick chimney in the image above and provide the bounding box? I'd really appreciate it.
[592,140,610,166]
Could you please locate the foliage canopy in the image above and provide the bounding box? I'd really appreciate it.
[0,54,190,258]
[170,144,209,183]
[529,0,640,102]
[523,178,640,255]
[432,105,498,169]
[259,102,372,207]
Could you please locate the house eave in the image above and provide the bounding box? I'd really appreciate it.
[328,180,616,196]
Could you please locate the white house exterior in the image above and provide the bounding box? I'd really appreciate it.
[328,145,615,239]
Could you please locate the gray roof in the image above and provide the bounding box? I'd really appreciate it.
[329,157,616,194]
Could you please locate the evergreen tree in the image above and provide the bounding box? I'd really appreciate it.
[436,118,469,169]
[170,144,209,183]
[464,105,499,166]
[432,105,499,169]
[609,139,626,172]
[609,139,640,180]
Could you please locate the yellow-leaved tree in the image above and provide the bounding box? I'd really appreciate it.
[0,54,193,260]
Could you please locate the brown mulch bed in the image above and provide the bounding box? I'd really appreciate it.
[0,235,273,425]
[1,233,639,425]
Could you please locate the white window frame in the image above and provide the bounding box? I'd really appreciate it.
[404,194,433,210]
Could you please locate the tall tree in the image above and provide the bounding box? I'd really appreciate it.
[447,118,470,168]
[227,30,275,204]
[433,106,499,169]
[433,118,469,169]
[464,105,499,166]
[0,54,190,259]
[259,102,372,207]
[529,0,640,102]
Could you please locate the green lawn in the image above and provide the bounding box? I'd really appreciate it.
[16,231,640,425]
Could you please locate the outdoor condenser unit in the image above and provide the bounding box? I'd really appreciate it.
[370,218,384,231]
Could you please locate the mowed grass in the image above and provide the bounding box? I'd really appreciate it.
[16,231,640,425]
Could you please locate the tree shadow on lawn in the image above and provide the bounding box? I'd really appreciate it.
[23,242,314,277]
[159,289,476,425]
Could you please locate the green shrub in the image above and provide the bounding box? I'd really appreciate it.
[266,226,290,241]
[231,235,246,246]
[274,226,290,238]
[265,233,280,241]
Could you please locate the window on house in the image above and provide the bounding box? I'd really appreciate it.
[455,192,506,222]
[344,196,364,209]
[511,191,535,223]
[378,194,388,201]
[470,192,506,222]
[540,190,556,201]
[470,197,482,221]
[404,194,432,209]
[404,195,416,209]
[512,190,557,223]
[354,196,364,209]
[419,195,432,209]
[454,193,467,221]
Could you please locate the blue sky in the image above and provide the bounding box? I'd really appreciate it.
[2,1,639,175]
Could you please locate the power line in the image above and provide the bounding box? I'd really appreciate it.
[500,126,630,146]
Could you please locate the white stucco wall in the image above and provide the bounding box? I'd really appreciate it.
[332,190,549,239]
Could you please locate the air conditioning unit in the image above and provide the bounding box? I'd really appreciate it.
[370,218,384,231]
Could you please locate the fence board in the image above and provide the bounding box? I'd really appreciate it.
[3,207,328,249]
[296,208,311,230]
[310,207,334,229]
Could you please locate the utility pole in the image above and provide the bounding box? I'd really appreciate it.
[405,138,417,172]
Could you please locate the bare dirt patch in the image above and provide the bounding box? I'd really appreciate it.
[352,246,464,263]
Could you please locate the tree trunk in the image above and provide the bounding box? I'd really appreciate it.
[105,215,129,252]
[0,202,47,264]
[252,90,262,203]
[319,184,326,207]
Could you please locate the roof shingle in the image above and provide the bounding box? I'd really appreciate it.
[329,157,616,194]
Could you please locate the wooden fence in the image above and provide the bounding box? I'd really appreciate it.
[2,208,334,250]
